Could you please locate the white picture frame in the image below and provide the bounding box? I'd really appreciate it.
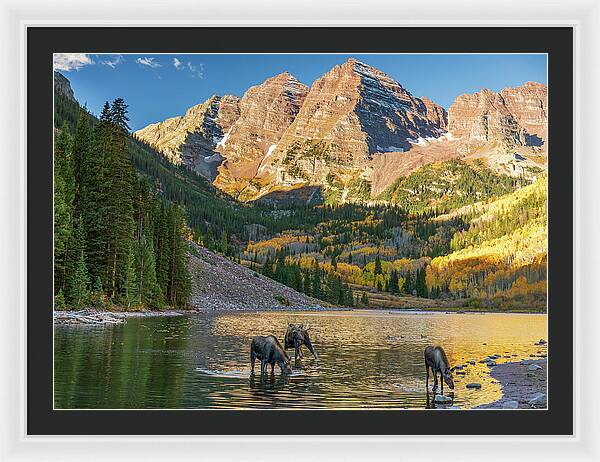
[1,0,598,460]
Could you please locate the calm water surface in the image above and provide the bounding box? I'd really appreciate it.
[54,310,547,409]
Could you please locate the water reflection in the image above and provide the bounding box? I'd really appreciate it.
[54,310,547,409]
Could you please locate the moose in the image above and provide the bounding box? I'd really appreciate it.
[284,323,318,361]
[250,335,292,376]
[424,345,455,395]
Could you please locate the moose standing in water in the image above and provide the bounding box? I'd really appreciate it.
[284,323,318,361]
[250,335,292,376]
[424,346,455,395]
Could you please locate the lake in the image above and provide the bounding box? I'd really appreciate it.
[54,310,547,409]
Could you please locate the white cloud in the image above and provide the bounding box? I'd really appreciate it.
[186,61,204,79]
[173,58,184,70]
[53,53,94,72]
[100,54,124,69]
[136,57,161,68]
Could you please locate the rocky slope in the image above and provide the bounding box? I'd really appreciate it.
[213,72,308,198]
[134,95,240,180]
[188,240,322,311]
[54,71,75,101]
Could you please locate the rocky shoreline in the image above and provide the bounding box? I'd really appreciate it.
[476,358,547,409]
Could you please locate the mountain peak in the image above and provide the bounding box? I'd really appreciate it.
[448,82,548,151]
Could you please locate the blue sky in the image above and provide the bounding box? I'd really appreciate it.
[54,53,548,132]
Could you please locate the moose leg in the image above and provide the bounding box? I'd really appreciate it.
[425,364,429,390]
[304,337,318,359]
[260,360,267,376]
[432,370,438,393]
[271,363,275,375]
[250,350,255,373]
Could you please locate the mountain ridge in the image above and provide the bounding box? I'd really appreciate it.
[128,59,546,204]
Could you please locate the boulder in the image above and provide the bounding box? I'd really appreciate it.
[527,364,542,371]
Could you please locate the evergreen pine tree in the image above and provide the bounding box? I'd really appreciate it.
[71,110,91,217]
[219,230,228,255]
[124,243,139,308]
[66,217,90,308]
[103,99,135,298]
[134,230,163,308]
[82,102,112,285]
[361,292,369,307]
[165,205,191,307]
[389,270,400,294]
[54,126,74,295]
[374,255,382,275]
[311,260,322,299]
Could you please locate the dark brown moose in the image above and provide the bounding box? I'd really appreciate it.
[250,335,292,376]
[284,323,318,361]
[424,345,455,395]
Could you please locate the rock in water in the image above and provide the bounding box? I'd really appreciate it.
[502,400,519,409]
[527,364,542,371]
[528,393,546,407]
[434,394,453,404]
[466,383,482,389]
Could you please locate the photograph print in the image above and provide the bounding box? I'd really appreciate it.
[53,52,548,410]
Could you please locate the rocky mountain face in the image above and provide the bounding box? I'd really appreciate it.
[54,71,75,101]
[421,96,448,131]
[134,95,240,180]
[213,72,308,197]
[447,82,547,151]
[372,82,548,194]
[254,59,448,196]
[134,59,547,203]
[441,82,548,178]
[499,82,547,145]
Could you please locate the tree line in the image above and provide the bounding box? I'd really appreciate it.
[54,99,191,310]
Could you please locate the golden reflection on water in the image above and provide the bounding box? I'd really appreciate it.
[203,310,547,409]
[54,310,547,410]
